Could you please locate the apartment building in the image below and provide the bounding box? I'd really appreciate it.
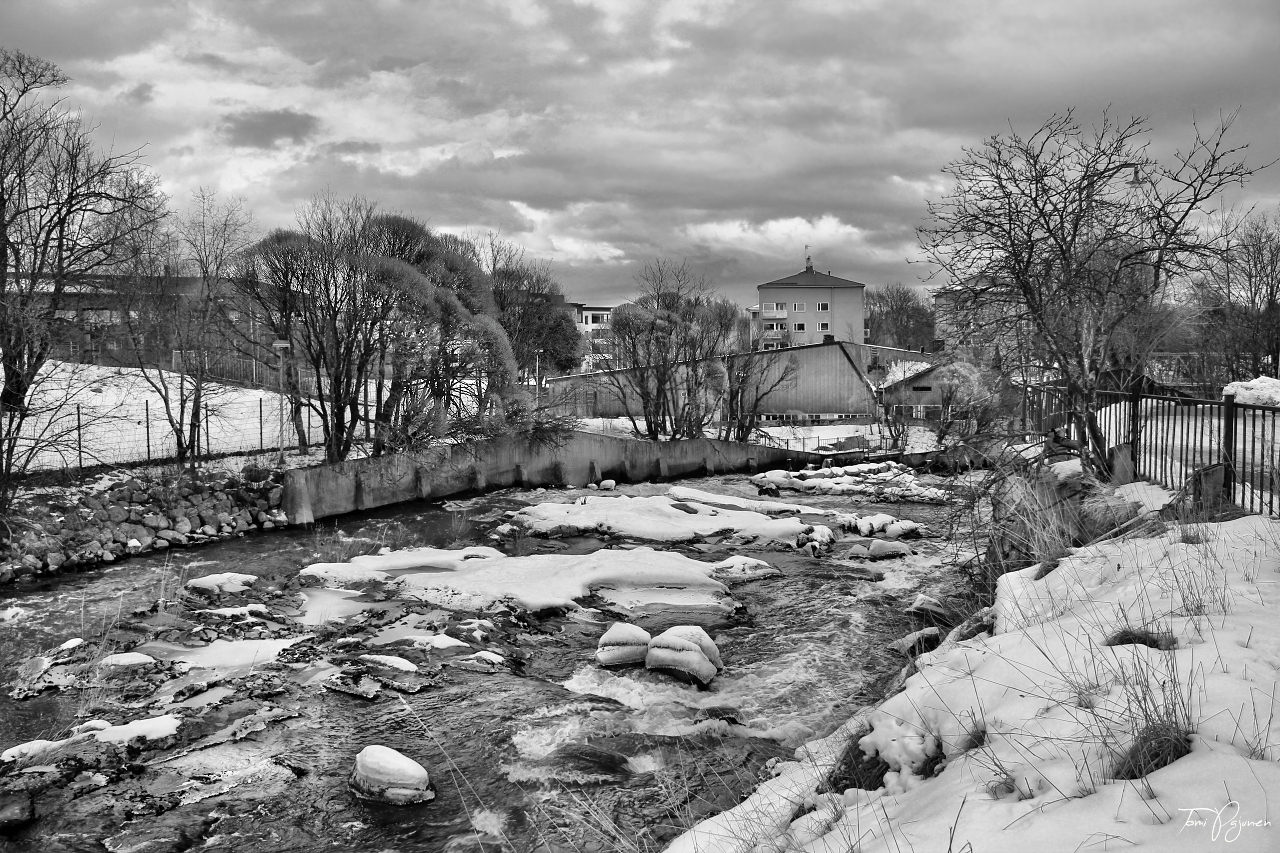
[754,257,867,349]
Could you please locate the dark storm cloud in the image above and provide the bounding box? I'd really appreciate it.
[0,0,187,62]
[120,81,155,105]
[185,52,241,73]
[220,108,322,149]
[18,0,1280,304]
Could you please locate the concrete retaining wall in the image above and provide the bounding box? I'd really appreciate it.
[282,431,843,525]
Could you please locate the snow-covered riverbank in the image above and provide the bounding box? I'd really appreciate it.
[669,500,1280,853]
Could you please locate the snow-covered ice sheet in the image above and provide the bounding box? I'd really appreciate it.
[666,485,825,515]
[512,494,831,545]
[391,547,732,612]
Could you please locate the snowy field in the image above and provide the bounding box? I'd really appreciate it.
[669,509,1280,853]
[11,361,315,472]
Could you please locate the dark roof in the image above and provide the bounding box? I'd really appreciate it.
[759,267,867,289]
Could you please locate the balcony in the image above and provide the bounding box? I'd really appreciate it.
[760,309,787,320]
[762,329,783,339]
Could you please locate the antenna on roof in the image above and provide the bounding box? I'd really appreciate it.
[804,245,813,272]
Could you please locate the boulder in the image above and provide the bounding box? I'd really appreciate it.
[645,626,722,687]
[595,622,651,667]
[141,514,169,530]
[349,745,435,804]
[905,593,950,620]
[598,479,616,491]
[868,539,911,560]
[888,626,942,657]
[173,516,193,535]
[106,506,129,524]
[156,529,187,546]
[883,520,921,539]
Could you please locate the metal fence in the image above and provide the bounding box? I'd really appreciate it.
[1023,386,1279,517]
[23,396,334,474]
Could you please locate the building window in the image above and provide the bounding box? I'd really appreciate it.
[762,343,776,351]
[817,302,829,312]
[793,323,806,332]
[792,303,805,312]
[590,313,608,324]
[912,385,932,392]
[818,322,830,332]
[774,302,786,311]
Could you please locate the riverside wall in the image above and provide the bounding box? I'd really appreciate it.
[282,432,840,525]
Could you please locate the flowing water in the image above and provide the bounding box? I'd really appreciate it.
[0,481,962,852]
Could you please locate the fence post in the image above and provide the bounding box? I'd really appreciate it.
[1222,394,1236,503]
[1128,384,1141,479]
[76,404,83,470]
[145,400,151,461]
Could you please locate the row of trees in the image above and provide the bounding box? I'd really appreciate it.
[0,48,584,508]
[117,195,587,467]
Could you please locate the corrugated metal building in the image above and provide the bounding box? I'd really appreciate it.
[546,339,935,420]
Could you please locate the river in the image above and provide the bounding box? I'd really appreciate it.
[0,476,964,852]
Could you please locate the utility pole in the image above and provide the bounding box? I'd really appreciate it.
[272,339,290,465]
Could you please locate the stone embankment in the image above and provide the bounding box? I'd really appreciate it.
[0,467,288,586]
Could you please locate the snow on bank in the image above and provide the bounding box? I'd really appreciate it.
[1225,375,1280,407]
[511,495,833,546]
[670,514,1280,853]
[17,361,292,472]
[1113,480,1176,515]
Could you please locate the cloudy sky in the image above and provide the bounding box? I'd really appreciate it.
[5,0,1280,306]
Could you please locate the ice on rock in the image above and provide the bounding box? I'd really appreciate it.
[596,622,651,667]
[349,745,435,805]
[358,654,418,673]
[97,652,157,668]
[710,555,780,580]
[645,626,722,686]
[92,715,181,744]
[186,572,257,595]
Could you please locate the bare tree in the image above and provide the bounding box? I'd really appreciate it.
[118,189,253,465]
[865,281,935,350]
[477,233,582,380]
[0,49,165,508]
[599,260,739,440]
[1196,208,1280,382]
[717,341,800,441]
[921,110,1261,472]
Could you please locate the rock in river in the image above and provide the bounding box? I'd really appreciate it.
[349,745,435,805]
[595,622,651,667]
[645,625,723,687]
